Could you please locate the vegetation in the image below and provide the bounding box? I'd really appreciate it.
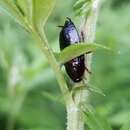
[0,0,130,130]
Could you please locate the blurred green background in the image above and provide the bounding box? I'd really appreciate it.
[0,0,130,130]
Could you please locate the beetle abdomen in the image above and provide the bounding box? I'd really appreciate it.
[65,55,85,82]
[59,18,85,82]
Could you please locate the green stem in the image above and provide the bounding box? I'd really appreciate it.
[66,0,101,130]
[32,29,73,105]
[67,89,88,130]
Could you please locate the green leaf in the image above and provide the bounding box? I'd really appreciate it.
[81,104,112,130]
[56,43,110,64]
[16,0,33,22]
[0,0,56,31]
[0,0,22,19]
[87,84,106,96]
[42,92,64,105]
[32,0,56,30]
[71,83,105,99]
[73,0,92,16]
[73,0,86,10]
[0,0,30,30]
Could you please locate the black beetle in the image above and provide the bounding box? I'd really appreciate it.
[59,18,85,82]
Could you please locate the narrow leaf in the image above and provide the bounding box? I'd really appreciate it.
[73,0,86,10]
[42,92,64,105]
[32,0,56,30]
[73,0,92,16]
[0,0,22,19]
[56,43,110,64]
[0,0,29,30]
[87,84,105,96]
[81,104,112,130]
[16,0,33,23]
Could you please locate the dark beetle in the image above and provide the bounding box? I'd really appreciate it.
[59,18,85,82]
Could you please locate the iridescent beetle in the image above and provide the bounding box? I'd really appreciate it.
[59,17,87,82]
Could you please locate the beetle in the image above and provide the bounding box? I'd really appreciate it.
[59,17,86,82]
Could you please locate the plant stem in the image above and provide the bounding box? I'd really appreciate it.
[67,89,89,130]
[66,0,101,130]
[32,30,73,105]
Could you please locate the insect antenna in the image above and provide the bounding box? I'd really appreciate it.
[57,25,64,28]
[66,17,72,22]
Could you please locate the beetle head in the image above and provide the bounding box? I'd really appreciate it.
[64,17,73,27]
[57,17,74,28]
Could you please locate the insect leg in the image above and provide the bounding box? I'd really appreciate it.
[85,66,92,74]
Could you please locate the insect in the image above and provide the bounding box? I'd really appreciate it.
[59,17,86,82]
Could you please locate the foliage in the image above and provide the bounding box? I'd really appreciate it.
[0,0,130,130]
[81,104,112,130]
[73,0,92,16]
[56,43,110,64]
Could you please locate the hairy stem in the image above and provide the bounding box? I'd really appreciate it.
[67,89,89,130]
[32,30,73,105]
[67,0,101,130]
